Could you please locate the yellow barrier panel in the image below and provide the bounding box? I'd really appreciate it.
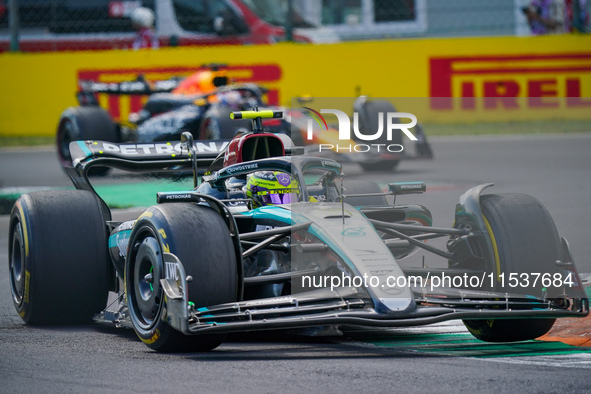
[0,34,590,136]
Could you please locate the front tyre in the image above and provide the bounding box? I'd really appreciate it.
[463,193,560,342]
[464,319,556,343]
[126,203,238,352]
[9,191,109,325]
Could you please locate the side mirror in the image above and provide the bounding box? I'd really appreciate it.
[388,182,426,195]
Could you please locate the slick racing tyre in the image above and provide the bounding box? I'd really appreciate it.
[126,203,238,352]
[56,106,119,175]
[9,190,110,325]
[357,100,402,172]
[463,193,561,342]
[463,318,556,343]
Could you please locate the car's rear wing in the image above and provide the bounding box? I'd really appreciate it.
[65,135,301,218]
[76,78,181,106]
[79,78,180,96]
[65,139,229,220]
[68,134,300,174]
[77,63,235,98]
[68,139,228,174]
[77,77,267,107]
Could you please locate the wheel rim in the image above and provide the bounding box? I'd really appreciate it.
[9,222,26,307]
[129,231,163,331]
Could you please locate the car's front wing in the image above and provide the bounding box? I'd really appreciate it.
[160,253,588,336]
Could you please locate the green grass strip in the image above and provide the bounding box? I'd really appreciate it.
[93,178,194,209]
[0,178,195,213]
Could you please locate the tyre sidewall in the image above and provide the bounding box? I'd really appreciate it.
[125,204,238,351]
[9,198,35,322]
[9,191,109,325]
[481,193,562,296]
[464,193,562,342]
[125,209,173,348]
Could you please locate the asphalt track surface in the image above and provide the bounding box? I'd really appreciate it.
[1,134,590,393]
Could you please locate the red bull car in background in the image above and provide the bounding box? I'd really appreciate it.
[56,65,432,174]
[56,64,264,172]
[11,109,588,352]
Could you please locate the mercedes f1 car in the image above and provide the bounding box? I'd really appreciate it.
[56,66,432,174]
[12,110,586,352]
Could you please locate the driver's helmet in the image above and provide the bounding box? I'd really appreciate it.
[245,171,300,207]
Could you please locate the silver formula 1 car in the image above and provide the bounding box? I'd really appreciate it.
[9,109,588,352]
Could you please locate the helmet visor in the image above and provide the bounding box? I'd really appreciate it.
[257,189,299,205]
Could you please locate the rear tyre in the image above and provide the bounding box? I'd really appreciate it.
[9,190,110,325]
[463,193,560,342]
[343,180,387,206]
[56,106,119,175]
[126,203,238,352]
[357,100,401,172]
